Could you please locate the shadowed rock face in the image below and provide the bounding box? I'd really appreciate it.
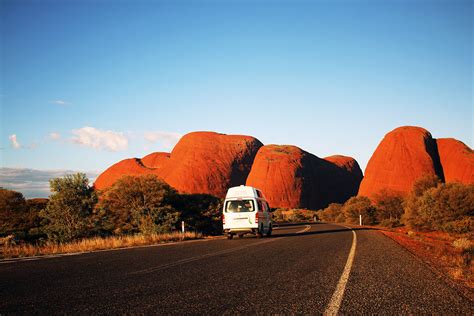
[246,145,363,209]
[437,138,474,184]
[94,158,157,191]
[358,126,444,199]
[159,132,263,198]
[323,155,364,204]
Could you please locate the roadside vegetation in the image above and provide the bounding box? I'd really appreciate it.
[0,173,221,259]
[272,208,319,222]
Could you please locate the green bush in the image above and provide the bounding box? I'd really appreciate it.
[342,196,377,225]
[174,193,223,235]
[373,189,404,226]
[97,174,179,235]
[403,181,474,233]
[319,203,343,222]
[40,173,97,242]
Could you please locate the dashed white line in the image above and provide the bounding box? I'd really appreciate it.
[324,225,357,316]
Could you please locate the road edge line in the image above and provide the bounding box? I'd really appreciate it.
[324,225,357,316]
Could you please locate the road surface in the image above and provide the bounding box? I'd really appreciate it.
[0,223,472,314]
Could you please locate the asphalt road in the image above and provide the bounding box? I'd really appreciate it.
[0,223,472,314]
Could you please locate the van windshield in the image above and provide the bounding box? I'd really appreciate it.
[225,200,255,213]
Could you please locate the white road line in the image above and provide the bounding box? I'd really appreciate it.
[324,225,357,316]
[131,224,311,275]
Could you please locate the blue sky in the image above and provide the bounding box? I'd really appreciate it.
[1,0,472,190]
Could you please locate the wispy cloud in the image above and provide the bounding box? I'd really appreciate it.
[71,126,128,151]
[144,131,182,149]
[49,132,61,140]
[0,168,98,198]
[8,134,21,149]
[51,99,71,106]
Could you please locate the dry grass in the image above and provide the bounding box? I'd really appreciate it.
[1,231,202,259]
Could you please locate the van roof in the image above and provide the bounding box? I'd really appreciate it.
[225,185,266,199]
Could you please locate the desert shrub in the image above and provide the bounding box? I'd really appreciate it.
[402,175,442,229]
[403,182,474,233]
[287,210,303,222]
[174,193,223,235]
[272,209,286,222]
[342,196,377,225]
[319,203,343,222]
[0,188,28,236]
[97,175,179,235]
[40,173,97,242]
[411,175,442,197]
[373,189,404,227]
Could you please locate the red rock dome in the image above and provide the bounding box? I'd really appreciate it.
[141,152,170,169]
[437,138,474,184]
[246,146,363,209]
[94,158,155,191]
[159,131,263,197]
[358,126,443,199]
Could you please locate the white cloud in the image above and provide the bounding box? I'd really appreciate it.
[0,168,98,198]
[71,126,128,151]
[51,99,71,106]
[9,134,21,149]
[49,132,61,140]
[144,131,182,149]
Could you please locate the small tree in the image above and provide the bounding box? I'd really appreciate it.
[342,196,377,225]
[0,188,28,236]
[40,173,97,242]
[319,203,343,222]
[174,193,222,235]
[373,189,404,227]
[404,182,474,233]
[403,175,442,229]
[97,175,180,235]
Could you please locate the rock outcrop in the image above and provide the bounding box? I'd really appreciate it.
[437,138,474,184]
[141,152,170,169]
[358,126,444,199]
[94,158,156,191]
[246,145,363,209]
[323,155,364,204]
[158,132,263,198]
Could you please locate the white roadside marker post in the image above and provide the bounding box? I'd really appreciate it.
[359,214,362,226]
[181,221,185,233]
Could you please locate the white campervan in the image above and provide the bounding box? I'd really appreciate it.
[222,185,272,239]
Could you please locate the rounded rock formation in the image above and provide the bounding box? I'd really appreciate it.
[159,131,263,198]
[437,138,474,184]
[94,158,155,191]
[246,146,363,209]
[323,155,364,204]
[358,126,444,199]
[141,152,170,169]
[246,145,309,209]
